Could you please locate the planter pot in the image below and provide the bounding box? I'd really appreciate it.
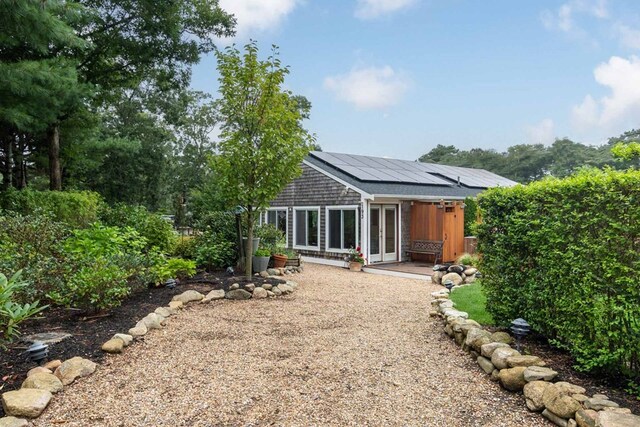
[273,254,288,268]
[285,256,301,267]
[349,261,363,272]
[242,237,260,255]
[252,256,270,273]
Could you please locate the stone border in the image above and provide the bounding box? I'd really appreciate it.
[430,288,640,427]
[0,274,302,426]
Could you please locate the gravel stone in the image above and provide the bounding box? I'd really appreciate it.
[31,264,549,427]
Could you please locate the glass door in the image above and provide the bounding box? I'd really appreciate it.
[383,206,397,262]
[369,206,381,262]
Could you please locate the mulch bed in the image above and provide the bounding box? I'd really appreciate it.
[0,270,285,416]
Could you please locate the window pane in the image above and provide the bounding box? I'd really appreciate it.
[385,208,396,253]
[343,210,356,249]
[277,210,287,234]
[307,210,318,247]
[295,210,306,246]
[328,210,341,249]
[267,211,276,225]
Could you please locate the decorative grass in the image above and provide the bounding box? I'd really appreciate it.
[450,283,494,326]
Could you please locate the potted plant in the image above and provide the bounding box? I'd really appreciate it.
[284,249,301,267]
[252,248,271,273]
[346,246,365,272]
[272,243,288,268]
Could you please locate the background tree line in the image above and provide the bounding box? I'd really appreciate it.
[418,129,640,183]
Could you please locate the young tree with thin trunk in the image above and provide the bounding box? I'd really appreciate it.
[214,42,315,278]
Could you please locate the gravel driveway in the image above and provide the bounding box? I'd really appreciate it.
[34,264,549,426]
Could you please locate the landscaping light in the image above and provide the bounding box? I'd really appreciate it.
[475,272,483,279]
[444,280,455,292]
[26,341,49,365]
[510,318,530,352]
[165,279,176,289]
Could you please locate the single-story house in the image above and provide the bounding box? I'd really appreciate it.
[262,151,516,266]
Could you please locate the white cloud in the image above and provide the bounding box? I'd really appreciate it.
[354,0,417,20]
[541,0,608,35]
[324,65,410,110]
[219,0,299,38]
[571,55,640,135]
[525,118,556,145]
[615,24,640,50]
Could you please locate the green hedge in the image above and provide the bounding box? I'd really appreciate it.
[477,168,640,379]
[0,189,102,227]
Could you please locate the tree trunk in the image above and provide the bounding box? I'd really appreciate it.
[15,136,26,189]
[245,208,254,278]
[48,124,62,191]
[5,136,13,189]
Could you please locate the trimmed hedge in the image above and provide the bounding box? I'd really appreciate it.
[0,188,102,227]
[477,168,640,379]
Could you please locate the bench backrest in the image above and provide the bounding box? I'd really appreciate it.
[411,239,444,253]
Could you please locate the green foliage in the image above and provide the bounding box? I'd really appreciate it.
[0,189,103,227]
[99,204,176,253]
[477,168,640,379]
[611,141,640,162]
[254,248,271,257]
[64,223,147,257]
[254,223,285,254]
[195,239,236,271]
[463,197,478,236]
[450,283,493,326]
[0,271,46,348]
[172,237,198,259]
[154,258,196,282]
[456,253,480,267]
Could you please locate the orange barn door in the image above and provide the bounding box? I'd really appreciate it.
[443,205,464,262]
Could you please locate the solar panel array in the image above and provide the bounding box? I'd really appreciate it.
[310,151,516,189]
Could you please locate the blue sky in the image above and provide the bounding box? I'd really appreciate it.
[190,0,640,160]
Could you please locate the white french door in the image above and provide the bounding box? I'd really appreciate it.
[369,204,398,263]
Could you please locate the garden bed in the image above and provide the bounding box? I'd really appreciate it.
[0,270,285,417]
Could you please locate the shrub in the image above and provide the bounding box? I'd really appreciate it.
[195,239,236,271]
[0,271,46,348]
[254,223,284,253]
[463,197,478,236]
[456,253,480,267]
[99,203,176,253]
[172,237,198,259]
[477,168,640,379]
[153,258,197,282]
[0,188,102,228]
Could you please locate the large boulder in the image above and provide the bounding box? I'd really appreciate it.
[21,372,63,394]
[101,338,124,354]
[575,409,598,427]
[524,366,558,382]
[543,383,583,419]
[490,331,513,344]
[498,366,527,391]
[480,342,510,358]
[491,347,521,370]
[154,307,174,317]
[141,313,165,330]
[171,290,204,304]
[523,380,551,412]
[54,356,97,386]
[596,412,640,427]
[506,355,546,368]
[464,328,492,352]
[441,272,463,286]
[225,289,252,300]
[447,264,464,274]
[112,333,133,347]
[202,289,225,303]
[128,322,148,337]
[1,389,52,418]
[26,367,51,377]
[432,271,444,284]
[463,267,478,276]
[252,287,268,299]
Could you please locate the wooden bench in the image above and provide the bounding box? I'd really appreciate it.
[406,240,444,264]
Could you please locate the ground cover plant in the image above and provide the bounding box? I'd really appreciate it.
[449,283,493,326]
[477,167,640,388]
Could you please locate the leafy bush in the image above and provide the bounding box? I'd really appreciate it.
[254,223,284,253]
[463,197,478,236]
[172,237,198,259]
[195,239,236,270]
[153,258,197,282]
[193,211,239,270]
[477,168,640,379]
[0,271,46,348]
[194,211,237,242]
[0,188,102,228]
[254,248,271,257]
[64,223,147,258]
[456,253,480,267]
[99,203,176,253]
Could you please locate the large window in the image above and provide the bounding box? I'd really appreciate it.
[293,207,320,249]
[265,209,287,243]
[326,206,358,251]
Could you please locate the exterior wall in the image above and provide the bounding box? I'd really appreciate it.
[270,164,363,261]
[401,201,411,262]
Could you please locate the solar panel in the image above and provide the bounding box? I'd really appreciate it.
[309,151,516,188]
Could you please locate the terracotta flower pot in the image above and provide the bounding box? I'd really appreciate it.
[273,254,288,268]
[349,261,363,272]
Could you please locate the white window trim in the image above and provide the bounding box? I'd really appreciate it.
[325,205,360,254]
[292,206,321,251]
[263,207,289,247]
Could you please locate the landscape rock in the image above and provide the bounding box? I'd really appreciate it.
[442,309,468,319]
[128,323,148,337]
[271,286,283,296]
[266,290,275,297]
[596,412,640,427]
[279,283,294,294]
[524,366,558,382]
[498,366,527,391]
[576,409,598,427]
[463,267,478,276]
[432,271,444,284]
[1,389,52,418]
[259,271,269,278]
[491,347,521,370]
[555,382,587,395]
[42,360,61,371]
[573,394,589,403]
[476,356,495,374]
[154,307,174,317]
[262,284,273,291]
[244,283,255,292]
[169,301,184,310]
[543,383,583,419]
[569,419,578,427]
[584,398,620,411]
[542,409,569,427]
[22,332,71,345]
[490,331,513,344]
[593,394,608,400]
[602,408,632,415]
[225,289,252,300]
[202,289,225,303]
[267,268,278,276]
[464,328,492,352]
[480,342,510,358]
[229,283,240,290]
[101,338,124,354]
[447,264,465,274]
[26,367,51,377]
[171,290,204,304]
[141,313,165,330]
[524,380,551,412]
[54,356,97,385]
[21,372,63,394]
[463,275,477,284]
[0,416,29,427]
[490,369,500,382]
[112,333,133,347]
[441,272,463,286]
[506,355,546,368]
[252,287,268,299]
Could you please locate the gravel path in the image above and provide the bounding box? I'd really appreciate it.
[34,264,549,426]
